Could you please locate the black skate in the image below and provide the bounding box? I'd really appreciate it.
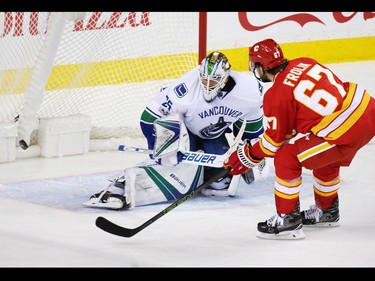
[257,206,305,240]
[301,198,340,227]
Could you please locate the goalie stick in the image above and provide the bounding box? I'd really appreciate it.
[95,122,246,238]
[118,145,230,168]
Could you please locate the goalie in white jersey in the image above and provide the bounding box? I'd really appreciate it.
[83,52,266,210]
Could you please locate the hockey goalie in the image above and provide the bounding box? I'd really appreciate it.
[83,51,269,210]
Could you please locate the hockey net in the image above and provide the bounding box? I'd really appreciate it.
[0,12,206,156]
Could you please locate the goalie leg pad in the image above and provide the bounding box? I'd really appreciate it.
[125,160,204,208]
[83,159,203,210]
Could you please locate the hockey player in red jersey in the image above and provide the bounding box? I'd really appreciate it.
[224,38,375,240]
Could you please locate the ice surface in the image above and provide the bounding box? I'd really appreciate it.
[0,61,374,267]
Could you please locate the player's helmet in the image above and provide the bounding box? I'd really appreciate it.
[199,52,231,102]
[249,38,284,72]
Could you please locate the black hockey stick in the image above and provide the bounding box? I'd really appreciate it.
[95,167,230,238]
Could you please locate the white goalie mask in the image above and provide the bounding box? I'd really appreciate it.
[199,52,231,102]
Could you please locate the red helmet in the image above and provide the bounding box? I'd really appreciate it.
[249,39,284,70]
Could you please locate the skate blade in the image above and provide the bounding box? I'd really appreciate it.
[256,229,306,240]
[303,221,340,228]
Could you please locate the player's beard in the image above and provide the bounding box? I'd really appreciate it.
[259,75,272,83]
[253,71,272,83]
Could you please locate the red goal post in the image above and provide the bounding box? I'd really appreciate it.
[0,12,207,158]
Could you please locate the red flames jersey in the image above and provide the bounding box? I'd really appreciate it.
[251,57,374,159]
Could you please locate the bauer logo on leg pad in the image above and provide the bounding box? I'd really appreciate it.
[182,152,216,164]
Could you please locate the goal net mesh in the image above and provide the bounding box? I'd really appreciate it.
[0,12,201,147]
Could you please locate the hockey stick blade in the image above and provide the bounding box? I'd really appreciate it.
[95,168,230,238]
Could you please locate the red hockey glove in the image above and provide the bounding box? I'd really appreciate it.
[224,140,264,176]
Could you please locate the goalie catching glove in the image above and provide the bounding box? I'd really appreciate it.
[224,139,265,176]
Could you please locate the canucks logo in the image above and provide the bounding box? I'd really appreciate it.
[200,116,231,138]
[174,83,188,98]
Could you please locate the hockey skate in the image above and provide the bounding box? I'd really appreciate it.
[201,174,232,197]
[83,190,130,210]
[257,206,305,240]
[83,175,130,210]
[301,198,340,227]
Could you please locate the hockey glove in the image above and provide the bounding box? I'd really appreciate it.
[224,139,264,176]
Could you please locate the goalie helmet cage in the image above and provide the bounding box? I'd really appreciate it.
[0,12,207,157]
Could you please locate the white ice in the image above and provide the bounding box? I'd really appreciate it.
[0,61,375,268]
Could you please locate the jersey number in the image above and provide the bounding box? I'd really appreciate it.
[294,64,346,116]
[162,95,173,111]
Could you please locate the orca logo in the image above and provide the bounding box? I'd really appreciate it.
[200,116,231,138]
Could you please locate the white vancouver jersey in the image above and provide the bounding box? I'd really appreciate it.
[146,66,264,139]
